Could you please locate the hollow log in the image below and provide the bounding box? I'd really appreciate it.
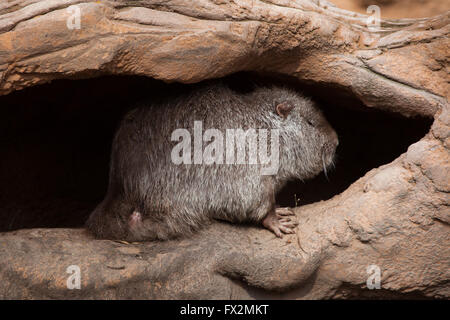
[0,0,448,299]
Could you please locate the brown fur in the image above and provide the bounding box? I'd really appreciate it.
[86,82,338,241]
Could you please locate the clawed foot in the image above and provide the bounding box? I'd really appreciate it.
[262,207,298,238]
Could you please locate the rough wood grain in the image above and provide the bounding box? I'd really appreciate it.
[0,0,448,299]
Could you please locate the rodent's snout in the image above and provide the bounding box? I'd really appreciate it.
[322,129,339,163]
[331,130,339,149]
[323,141,337,157]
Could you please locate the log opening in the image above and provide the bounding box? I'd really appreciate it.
[0,73,433,231]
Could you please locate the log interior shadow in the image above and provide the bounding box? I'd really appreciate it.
[0,74,432,232]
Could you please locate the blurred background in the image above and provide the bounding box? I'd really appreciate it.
[331,0,449,18]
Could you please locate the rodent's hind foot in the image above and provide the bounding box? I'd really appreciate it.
[262,207,298,238]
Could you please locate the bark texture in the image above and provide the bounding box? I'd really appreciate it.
[0,0,448,299]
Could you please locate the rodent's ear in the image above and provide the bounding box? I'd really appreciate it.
[276,101,294,119]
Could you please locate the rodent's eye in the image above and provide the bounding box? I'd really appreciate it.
[307,119,315,127]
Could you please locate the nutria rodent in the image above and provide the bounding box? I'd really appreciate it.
[86,82,338,241]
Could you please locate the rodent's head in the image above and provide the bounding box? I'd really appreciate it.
[252,86,338,181]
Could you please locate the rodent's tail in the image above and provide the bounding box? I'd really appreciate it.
[85,197,133,241]
[86,197,203,241]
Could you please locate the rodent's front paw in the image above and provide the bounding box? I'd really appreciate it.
[262,207,298,238]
